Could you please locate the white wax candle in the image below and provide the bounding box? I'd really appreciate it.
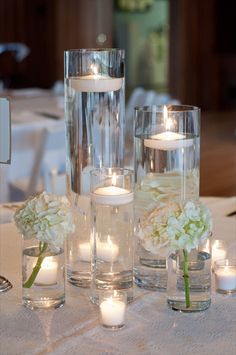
[97,236,119,262]
[100,297,126,327]
[144,106,193,151]
[34,257,58,285]
[215,267,236,291]
[144,132,193,151]
[71,76,123,92]
[79,242,91,262]
[91,186,133,206]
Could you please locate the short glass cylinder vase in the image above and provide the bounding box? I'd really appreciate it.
[90,168,134,304]
[167,242,211,312]
[134,105,200,290]
[22,237,65,309]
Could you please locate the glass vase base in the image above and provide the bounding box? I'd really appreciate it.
[23,295,65,310]
[216,288,236,295]
[101,323,125,331]
[167,298,211,312]
[67,271,91,288]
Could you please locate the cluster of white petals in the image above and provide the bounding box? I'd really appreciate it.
[14,192,75,248]
[137,201,212,256]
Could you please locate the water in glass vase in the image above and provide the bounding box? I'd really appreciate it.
[134,134,200,290]
[22,247,65,309]
[91,201,134,305]
[167,250,211,312]
[65,77,125,195]
[134,134,199,212]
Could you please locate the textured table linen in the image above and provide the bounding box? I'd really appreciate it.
[0,197,235,355]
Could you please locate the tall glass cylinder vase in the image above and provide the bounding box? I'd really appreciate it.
[134,105,200,290]
[90,168,134,304]
[65,49,125,287]
[22,236,65,309]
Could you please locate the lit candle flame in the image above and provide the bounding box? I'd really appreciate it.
[112,173,117,186]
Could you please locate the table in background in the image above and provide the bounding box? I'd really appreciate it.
[0,197,236,355]
[0,90,65,202]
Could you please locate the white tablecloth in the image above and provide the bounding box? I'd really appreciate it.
[0,197,236,355]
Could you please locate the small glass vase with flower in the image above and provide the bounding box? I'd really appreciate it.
[137,200,212,312]
[14,192,74,310]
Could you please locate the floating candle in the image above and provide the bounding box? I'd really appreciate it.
[144,106,193,151]
[91,172,133,205]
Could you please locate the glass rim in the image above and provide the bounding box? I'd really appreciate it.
[64,48,125,54]
[134,104,200,113]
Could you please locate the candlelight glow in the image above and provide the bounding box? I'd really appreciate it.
[90,63,98,75]
[163,106,172,131]
[112,173,117,186]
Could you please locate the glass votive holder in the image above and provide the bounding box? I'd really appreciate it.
[214,259,236,294]
[211,240,227,268]
[99,290,127,330]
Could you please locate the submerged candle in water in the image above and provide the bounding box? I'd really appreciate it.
[34,257,58,285]
[97,235,119,262]
[79,242,91,262]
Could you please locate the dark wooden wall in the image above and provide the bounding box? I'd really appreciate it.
[0,0,113,88]
[169,0,236,110]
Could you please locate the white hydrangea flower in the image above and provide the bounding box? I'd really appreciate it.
[14,192,75,248]
[138,200,212,255]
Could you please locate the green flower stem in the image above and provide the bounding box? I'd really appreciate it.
[23,242,48,288]
[183,249,191,308]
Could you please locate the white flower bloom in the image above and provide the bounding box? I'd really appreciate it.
[14,192,75,248]
[138,201,212,255]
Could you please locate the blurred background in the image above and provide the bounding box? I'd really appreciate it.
[0,0,235,200]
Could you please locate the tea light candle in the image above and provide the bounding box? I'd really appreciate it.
[79,242,91,262]
[100,297,126,328]
[97,236,119,262]
[71,65,122,92]
[215,264,236,293]
[34,257,58,285]
[91,173,133,205]
[144,106,193,151]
